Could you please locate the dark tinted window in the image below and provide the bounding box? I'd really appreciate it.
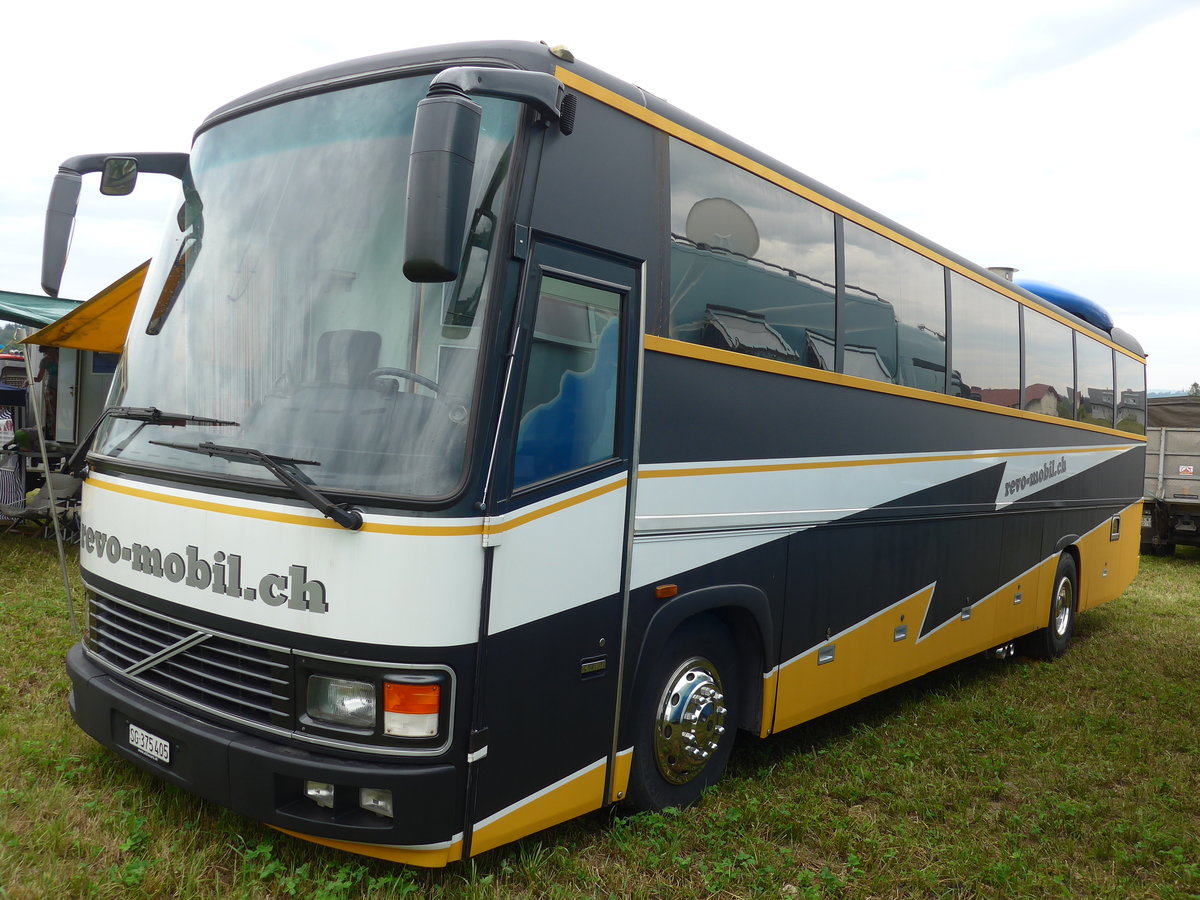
[668,139,836,369]
[843,221,946,391]
[1076,336,1114,427]
[1022,310,1074,419]
[949,272,1019,406]
[1115,352,1146,435]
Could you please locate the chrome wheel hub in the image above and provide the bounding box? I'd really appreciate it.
[1052,574,1074,638]
[653,656,728,785]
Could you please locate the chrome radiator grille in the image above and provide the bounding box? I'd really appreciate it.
[85,593,292,727]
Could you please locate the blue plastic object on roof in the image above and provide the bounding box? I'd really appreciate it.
[1017,280,1113,332]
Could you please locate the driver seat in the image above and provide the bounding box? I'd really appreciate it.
[315,330,381,387]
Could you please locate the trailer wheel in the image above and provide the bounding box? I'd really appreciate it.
[1019,554,1078,660]
[622,618,738,813]
[1154,542,1176,557]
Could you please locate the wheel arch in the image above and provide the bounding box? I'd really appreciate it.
[628,585,772,736]
[1053,533,1082,555]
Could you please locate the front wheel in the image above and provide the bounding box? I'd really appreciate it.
[1019,553,1078,660]
[621,619,739,813]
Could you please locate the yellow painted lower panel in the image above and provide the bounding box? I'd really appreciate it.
[470,759,607,856]
[608,749,633,803]
[773,503,1142,735]
[270,826,463,867]
[774,562,1045,734]
[760,669,779,737]
[1077,503,1141,612]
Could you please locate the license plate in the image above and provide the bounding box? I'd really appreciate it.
[128,723,171,765]
[1142,514,1152,528]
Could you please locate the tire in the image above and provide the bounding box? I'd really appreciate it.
[621,618,739,813]
[1155,543,1176,557]
[1019,553,1078,660]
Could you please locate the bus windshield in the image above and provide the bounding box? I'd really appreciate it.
[97,75,519,500]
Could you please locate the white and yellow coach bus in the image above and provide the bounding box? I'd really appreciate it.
[44,41,1146,866]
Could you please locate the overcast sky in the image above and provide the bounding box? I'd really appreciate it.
[2,0,1196,389]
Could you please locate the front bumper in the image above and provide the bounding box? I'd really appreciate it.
[67,643,463,851]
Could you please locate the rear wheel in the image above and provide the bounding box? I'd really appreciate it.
[622,618,738,813]
[1019,553,1078,660]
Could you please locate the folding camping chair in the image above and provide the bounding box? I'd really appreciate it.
[0,472,83,540]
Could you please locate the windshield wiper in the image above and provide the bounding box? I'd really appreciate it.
[150,440,363,531]
[68,406,239,474]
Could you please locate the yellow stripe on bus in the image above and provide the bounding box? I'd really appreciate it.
[483,476,627,536]
[641,444,1134,481]
[88,474,626,536]
[269,827,463,868]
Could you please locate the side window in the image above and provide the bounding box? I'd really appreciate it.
[1115,352,1146,435]
[513,276,623,488]
[949,272,1020,405]
[667,139,836,370]
[843,221,947,391]
[1022,310,1074,419]
[1076,336,1115,427]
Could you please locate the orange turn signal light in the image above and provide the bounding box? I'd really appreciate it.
[655,583,679,599]
[383,681,440,715]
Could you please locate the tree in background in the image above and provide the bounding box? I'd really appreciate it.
[1189,382,1200,396]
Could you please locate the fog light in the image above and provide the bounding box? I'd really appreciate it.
[307,676,375,728]
[383,680,440,738]
[359,787,394,818]
[305,780,335,809]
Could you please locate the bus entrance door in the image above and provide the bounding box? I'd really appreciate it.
[467,244,640,855]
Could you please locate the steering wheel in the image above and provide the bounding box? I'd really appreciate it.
[367,367,440,394]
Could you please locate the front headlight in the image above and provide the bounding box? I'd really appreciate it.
[306,675,375,728]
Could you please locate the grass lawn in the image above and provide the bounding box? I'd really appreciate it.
[1,535,1197,899]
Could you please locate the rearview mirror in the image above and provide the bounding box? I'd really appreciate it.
[403,92,482,283]
[40,152,189,297]
[402,67,572,284]
[100,157,139,196]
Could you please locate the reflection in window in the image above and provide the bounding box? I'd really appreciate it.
[514,277,622,487]
[1076,336,1114,428]
[1023,311,1074,419]
[1115,352,1146,435]
[667,139,835,369]
[843,221,946,392]
[949,273,1019,406]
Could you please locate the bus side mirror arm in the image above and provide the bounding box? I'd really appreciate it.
[403,67,574,283]
[41,152,189,297]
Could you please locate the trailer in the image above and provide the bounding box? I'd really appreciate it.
[1142,396,1200,555]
